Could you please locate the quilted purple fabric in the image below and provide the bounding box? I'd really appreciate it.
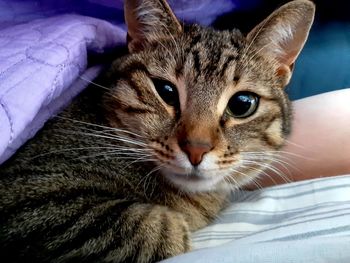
[0,15,125,164]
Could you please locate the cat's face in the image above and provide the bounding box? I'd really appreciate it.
[105,0,315,192]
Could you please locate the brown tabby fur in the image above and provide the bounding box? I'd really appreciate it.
[0,0,315,262]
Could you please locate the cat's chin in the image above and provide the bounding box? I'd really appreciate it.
[162,170,225,193]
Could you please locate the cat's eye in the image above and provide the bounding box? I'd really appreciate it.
[152,79,179,107]
[226,91,259,118]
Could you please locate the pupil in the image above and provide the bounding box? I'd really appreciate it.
[236,95,251,114]
[153,79,179,107]
[227,91,258,118]
[159,84,174,104]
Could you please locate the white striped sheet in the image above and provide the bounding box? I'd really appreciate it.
[258,174,350,192]
[193,233,249,249]
[235,174,350,202]
[192,220,350,249]
[221,200,350,218]
[266,205,350,226]
[197,194,350,233]
[223,186,350,213]
[260,224,350,243]
[164,236,350,263]
[241,181,350,202]
[192,206,350,245]
[193,228,253,248]
[193,232,249,240]
[191,175,350,249]
[192,222,268,249]
[192,237,237,250]
[194,222,268,235]
[193,231,250,240]
[234,211,350,244]
[320,231,350,238]
[193,230,251,241]
[192,211,350,248]
[205,203,350,227]
[221,201,350,215]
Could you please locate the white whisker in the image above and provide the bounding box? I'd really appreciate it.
[57,117,145,138]
[60,130,147,148]
[242,154,297,175]
[139,164,165,199]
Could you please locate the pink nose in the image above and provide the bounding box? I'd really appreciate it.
[179,141,212,166]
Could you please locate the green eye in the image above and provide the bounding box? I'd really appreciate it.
[152,79,179,107]
[226,91,259,118]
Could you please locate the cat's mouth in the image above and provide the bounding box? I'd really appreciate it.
[171,172,205,182]
[162,169,225,192]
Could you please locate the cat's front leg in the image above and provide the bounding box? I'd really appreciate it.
[170,191,230,232]
[108,203,190,263]
[56,203,190,263]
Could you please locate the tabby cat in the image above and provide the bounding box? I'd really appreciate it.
[0,0,315,262]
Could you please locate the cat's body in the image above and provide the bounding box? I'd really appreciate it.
[0,86,226,262]
[0,0,315,262]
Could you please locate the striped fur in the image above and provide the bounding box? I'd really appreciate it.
[0,0,314,262]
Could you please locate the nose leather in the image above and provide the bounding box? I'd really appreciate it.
[179,141,212,166]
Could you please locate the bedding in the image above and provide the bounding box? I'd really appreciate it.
[164,174,350,262]
[0,14,125,164]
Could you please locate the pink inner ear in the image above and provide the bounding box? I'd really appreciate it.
[277,47,299,68]
[246,1,315,80]
[276,64,290,77]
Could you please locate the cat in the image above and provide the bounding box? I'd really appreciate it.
[0,0,315,262]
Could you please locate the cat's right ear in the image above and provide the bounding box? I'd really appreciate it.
[247,0,315,85]
[124,0,182,52]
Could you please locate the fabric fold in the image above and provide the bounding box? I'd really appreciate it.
[0,15,125,164]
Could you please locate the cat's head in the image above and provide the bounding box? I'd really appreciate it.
[104,0,315,192]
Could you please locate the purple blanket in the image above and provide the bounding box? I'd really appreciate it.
[0,15,125,163]
[0,0,237,164]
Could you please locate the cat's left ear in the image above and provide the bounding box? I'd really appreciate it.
[124,0,182,52]
[247,0,315,85]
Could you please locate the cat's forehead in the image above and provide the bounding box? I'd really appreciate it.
[181,25,246,86]
[184,25,245,53]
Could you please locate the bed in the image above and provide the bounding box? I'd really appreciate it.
[1,1,349,262]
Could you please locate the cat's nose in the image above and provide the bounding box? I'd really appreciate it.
[179,141,212,166]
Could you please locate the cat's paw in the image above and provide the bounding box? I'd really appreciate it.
[105,203,191,263]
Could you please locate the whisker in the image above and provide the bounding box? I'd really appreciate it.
[56,117,145,138]
[241,15,271,60]
[59,130,148,148]
[249,160,292,184]
[241,164,272,184]
[241,158,291,183]
[78,76,119,100]
[71,149,153,160]
[242,154,297,175]
[137,164,165,199]
[29,146,130,159]
[239,163,278,187]
[243,150,315,161]
[283,138,308,149]
[120,155,159,169]
[79,76,110,91]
